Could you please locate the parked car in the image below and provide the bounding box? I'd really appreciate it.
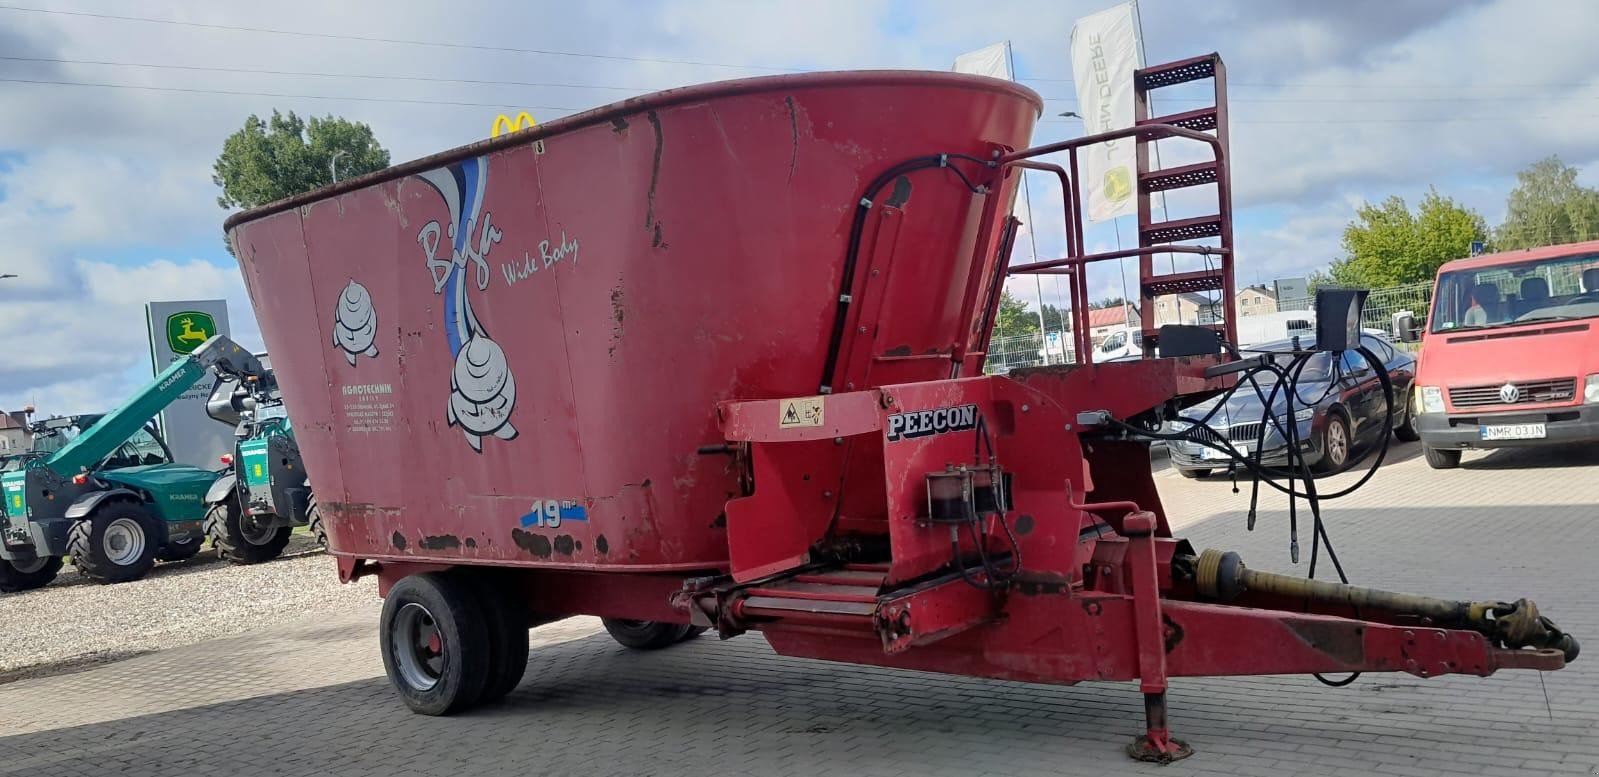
[1404,240,1599,468]
[1167,333,1418,478]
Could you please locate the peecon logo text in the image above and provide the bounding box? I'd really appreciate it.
[491,112,546,154]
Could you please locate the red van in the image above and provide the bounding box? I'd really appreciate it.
[1408,239,1599,468]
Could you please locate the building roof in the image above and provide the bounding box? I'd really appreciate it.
[1086,305,1137,329]
[1239,284,1277,300]
[0,412,24,431]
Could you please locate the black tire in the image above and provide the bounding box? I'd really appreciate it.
[0,556,63,592]
[307,498,328,550]
[1314,411,1352,474]
[67,501,158,584]
[205,498,291,564]
[380,572,492,716]
[1177,468,1210,480]
[602,618,693,650]
[156,535,204,562]
[454,571,529,703]
[1394,390,1421,443]
[680,625,710,642]
[1424,445,1462,469]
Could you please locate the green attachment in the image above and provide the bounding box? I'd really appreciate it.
[239,437,272,489]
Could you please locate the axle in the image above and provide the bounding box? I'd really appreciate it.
[1189,549,1580,662]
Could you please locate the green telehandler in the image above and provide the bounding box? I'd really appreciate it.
[0,335,274,589]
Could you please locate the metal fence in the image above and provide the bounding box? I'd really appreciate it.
[1279,279,1434,343]
[982,281,1438,373]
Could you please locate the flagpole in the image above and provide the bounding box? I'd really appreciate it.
[1130,0,1176,278]
[1003,41,1051,359]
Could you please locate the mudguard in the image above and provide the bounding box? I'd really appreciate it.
[63,488,143,520]
[205,472,238,505]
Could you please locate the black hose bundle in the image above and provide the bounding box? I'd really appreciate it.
[1112,343,1399,686]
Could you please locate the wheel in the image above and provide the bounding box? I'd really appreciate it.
[1314,411,1352,474]
[1424,445,1462,469]
[67,501,158,584]
[680,625,710,642]
[1177,468,1210,480]
[453,570,529,703]
[156,535,204,562]
[1394,390,1421,443]
[379,572,492,716]
[601,618,693,650]
[307,498,328,550]
[0,555,63,592]
[205,498,291,564]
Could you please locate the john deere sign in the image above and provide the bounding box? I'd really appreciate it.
[146,300,232,467]
[165,311,217,355]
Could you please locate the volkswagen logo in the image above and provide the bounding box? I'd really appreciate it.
[1499,383,1521,404]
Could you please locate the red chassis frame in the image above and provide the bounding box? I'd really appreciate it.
[691,357,1566,760]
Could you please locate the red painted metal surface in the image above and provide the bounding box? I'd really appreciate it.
[227,72,1041,571]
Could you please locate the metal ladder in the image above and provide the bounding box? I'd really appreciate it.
[1133,53,1235,355]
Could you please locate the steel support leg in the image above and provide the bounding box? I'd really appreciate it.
[1123,511,1193,762]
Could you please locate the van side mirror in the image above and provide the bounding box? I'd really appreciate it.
[1393,311,1420,344]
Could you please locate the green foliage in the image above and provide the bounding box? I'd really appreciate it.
[1329,188,1487,288]
[996,289,1041,336]
[1495,156,1599,250]
[212,110,390,211]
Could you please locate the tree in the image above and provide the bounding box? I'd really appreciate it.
[1329,188,1487,288]
[1091,296,1127,310]
[213,110,390,211]
[1495,156,1599,250]
[996,289,1041,337]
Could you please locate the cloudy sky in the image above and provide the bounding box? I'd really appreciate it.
[2,0,1597,414]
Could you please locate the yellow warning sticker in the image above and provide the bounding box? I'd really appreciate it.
[778,396,825,428]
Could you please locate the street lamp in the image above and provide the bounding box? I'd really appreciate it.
[330,150,348,184]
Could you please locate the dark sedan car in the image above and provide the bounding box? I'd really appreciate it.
[1168,334,1418,478]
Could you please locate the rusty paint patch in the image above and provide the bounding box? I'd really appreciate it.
[644,110,664,245]
[553,535,576,556]
[610,116,629,133]
[575,540,583,552]
[785,95,798,182]
[885,175,912,208]
[419,534,460,551]
[511,529,553,559]
[596,535,609,554]
[609,286,625,358]
[1015,514,1035,536]
[464,537,477,549]
[1284,617,1365,665]
[390,531,407,551]
[882,344,913,357]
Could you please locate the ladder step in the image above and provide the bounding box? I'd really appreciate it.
[1138,107,1218,135]
[1142,269,1225,298]
[1136,54,1218,90]
[1141,215,1223,245]
[741,596,878,617]
[1140,161,1218,193]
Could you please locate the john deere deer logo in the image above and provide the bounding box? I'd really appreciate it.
[166,312,217,355]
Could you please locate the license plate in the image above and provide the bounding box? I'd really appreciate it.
[1200,446,1230,461]
[1480,423,1546,441]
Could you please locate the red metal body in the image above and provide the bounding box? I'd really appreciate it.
[227,59,1570,762]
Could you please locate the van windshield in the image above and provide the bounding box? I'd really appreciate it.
[1432,252,1599,333]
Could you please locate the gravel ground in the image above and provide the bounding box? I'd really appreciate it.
[0,533,376,684]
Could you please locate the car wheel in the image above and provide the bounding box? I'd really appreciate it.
[1394,389,1421,443]
[1315,411,1352,474]
[1423,445,1462,469]
[1177,468,1211,480]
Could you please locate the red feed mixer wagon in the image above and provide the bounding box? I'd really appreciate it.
[225,54,1576,762]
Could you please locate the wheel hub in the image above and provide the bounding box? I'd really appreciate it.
[103,517,146,566]
[392,602,445,691]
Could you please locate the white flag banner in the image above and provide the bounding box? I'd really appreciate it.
[952,41,1013,79]
[1070,2,1144,222]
